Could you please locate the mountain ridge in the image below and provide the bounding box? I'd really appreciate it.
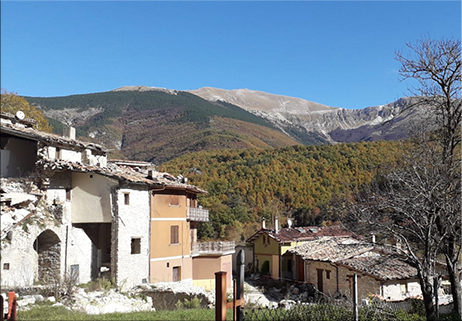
[24,86,424,163]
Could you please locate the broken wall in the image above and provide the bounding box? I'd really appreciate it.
[71,172,117,223]
[0,136,37,177]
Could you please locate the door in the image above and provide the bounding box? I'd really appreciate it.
[317,269,324,292]
[297,257,304,281]
[172,266,180,282]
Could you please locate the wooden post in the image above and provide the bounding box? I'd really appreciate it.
[236,249,245,321]
[9,296,17,321]
[1,295,4,321]
[7,292,15,321]
[215,271,227,321]
[353,274,358,321]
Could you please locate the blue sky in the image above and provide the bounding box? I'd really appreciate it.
[1,1,460,109]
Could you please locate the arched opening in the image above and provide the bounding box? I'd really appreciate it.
[34,230,61,283]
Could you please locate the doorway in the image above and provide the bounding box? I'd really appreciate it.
[34,230,61,284]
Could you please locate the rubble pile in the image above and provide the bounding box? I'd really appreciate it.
[0,178,46,241]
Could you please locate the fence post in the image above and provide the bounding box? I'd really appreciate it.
[7,292,15,321]
[236,249,245,321]
[215,271,227,321]
[9,296,17,321]
[352,274,358,321]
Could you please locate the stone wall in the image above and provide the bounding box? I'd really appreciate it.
[113,185,150,290]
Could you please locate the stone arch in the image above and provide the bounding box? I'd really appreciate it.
[33,229,61,283]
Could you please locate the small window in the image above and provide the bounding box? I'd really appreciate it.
[171,226,179,244]
[124,193,130,205]
[262,235,266,244]
[131,238,141,254]
[3,263,10,270]
[326,270,331,279]
[170,195,179,206]
[66,188,71,201]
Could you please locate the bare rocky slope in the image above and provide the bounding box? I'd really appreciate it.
[189,87,426,143]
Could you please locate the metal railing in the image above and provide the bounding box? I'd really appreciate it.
[187,207,209,222]
[191,241,235,256]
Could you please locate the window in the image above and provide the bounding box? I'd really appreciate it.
[131,238,141,254]
[170,195,179,206]
[3,263,10,270]
[262,235,266,244]
[66,188,71,201]
[124,193,130,205]
[326,270,331,279]
[171,226,179,244]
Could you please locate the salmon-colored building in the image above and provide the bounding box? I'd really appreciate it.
[149,186,234,289]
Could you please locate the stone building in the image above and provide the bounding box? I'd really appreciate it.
[281,236,421,301]
[0,112,234,291]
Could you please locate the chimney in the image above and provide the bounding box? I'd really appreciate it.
[371,233,376,244]
[261,217,266,229]
[287,218,293,229]
[63,126,76,140]
[274,216,279,233]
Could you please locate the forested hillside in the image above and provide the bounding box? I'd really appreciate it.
[159,140,403,243]
[25,90,299,163]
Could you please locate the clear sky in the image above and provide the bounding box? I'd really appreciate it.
[1,1,460,109]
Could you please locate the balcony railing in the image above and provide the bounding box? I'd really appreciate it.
[191,241,235,257]
[187,207,209,222]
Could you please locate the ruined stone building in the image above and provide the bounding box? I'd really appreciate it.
[0,112,234,290]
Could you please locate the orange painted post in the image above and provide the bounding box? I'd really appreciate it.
[9,296,17,321]
[7,292,15,320]
[215,271,227,321]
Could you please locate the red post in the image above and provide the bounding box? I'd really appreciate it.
[7,292,15,320]
[215,271,227,321]
[9,296,17,321]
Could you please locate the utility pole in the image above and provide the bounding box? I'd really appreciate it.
[353,273,358,321]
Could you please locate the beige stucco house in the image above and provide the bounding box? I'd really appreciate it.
[281,236,421,301]
[246,217,354,280]
[0,112,234,291]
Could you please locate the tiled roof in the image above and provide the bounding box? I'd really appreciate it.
[286,237,373,261]
[337,254,418,280]
[286,237,417,281]
[246,225,354,243]
[1,115,106,153]
[37,158,207,194]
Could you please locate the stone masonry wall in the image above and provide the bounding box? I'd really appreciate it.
[113,185,150,290]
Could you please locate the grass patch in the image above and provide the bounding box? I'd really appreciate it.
[18,305,233,320]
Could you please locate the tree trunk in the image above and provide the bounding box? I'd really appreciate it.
[446,256,462,319]
[419,271,437,321]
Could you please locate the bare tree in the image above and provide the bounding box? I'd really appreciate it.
[344,137,459,320]
[343,37,461,320]
[396,37,461,318]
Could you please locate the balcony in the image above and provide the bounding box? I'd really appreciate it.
[191,241,235,257]
[187,207,209,222]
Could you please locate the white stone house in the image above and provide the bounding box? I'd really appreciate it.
[0,112,230,291]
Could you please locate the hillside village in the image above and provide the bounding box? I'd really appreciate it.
[1,110,454,315]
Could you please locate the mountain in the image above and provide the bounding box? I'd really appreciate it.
[189,87,425,144]
[25,87,299,164]
[24,86,426,163]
